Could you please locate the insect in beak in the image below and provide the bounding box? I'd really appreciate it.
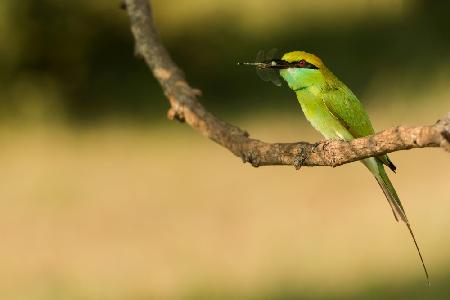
[237,59,289,69]
[237,49,287,87]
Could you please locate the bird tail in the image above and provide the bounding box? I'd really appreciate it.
[364,158,430,285]
[375,166,407,223]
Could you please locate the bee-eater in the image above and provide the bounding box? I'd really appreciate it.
[240,51,429,283]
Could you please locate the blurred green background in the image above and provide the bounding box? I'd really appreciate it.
[0,0,449,299]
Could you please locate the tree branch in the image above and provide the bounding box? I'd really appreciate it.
[124,0,450,169]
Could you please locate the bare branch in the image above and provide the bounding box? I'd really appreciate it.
[124,0,449,168]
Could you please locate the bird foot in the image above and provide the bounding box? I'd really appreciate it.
[293,146,309,170]
[241,151,260,167]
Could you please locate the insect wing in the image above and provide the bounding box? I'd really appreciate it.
[256,50,266,63]
[256,67,271,82]
[268,69,283,87]
[265,48,278,61]
[254,49,283,86]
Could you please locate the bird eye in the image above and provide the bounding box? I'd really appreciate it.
[298,60,306,67]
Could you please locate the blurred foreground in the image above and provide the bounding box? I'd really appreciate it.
[0,105,449,300]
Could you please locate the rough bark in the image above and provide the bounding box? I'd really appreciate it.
[124,0,449,169]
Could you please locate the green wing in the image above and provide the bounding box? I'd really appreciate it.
[322,84,374,138]
[323,83,396,172]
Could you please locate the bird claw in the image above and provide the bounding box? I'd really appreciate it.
[241,151,260,167]
[293,146,308,170]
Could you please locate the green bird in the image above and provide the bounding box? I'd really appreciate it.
[240,50,429,283]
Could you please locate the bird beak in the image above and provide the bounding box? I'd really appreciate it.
[265,59,290,69]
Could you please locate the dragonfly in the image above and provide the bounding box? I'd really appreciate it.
[238,49,284,87]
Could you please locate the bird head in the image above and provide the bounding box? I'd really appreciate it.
[275,51,328,91]
[241,51,329,91]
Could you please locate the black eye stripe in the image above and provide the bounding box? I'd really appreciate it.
[295,60,318,69]
[263,59,319,69]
